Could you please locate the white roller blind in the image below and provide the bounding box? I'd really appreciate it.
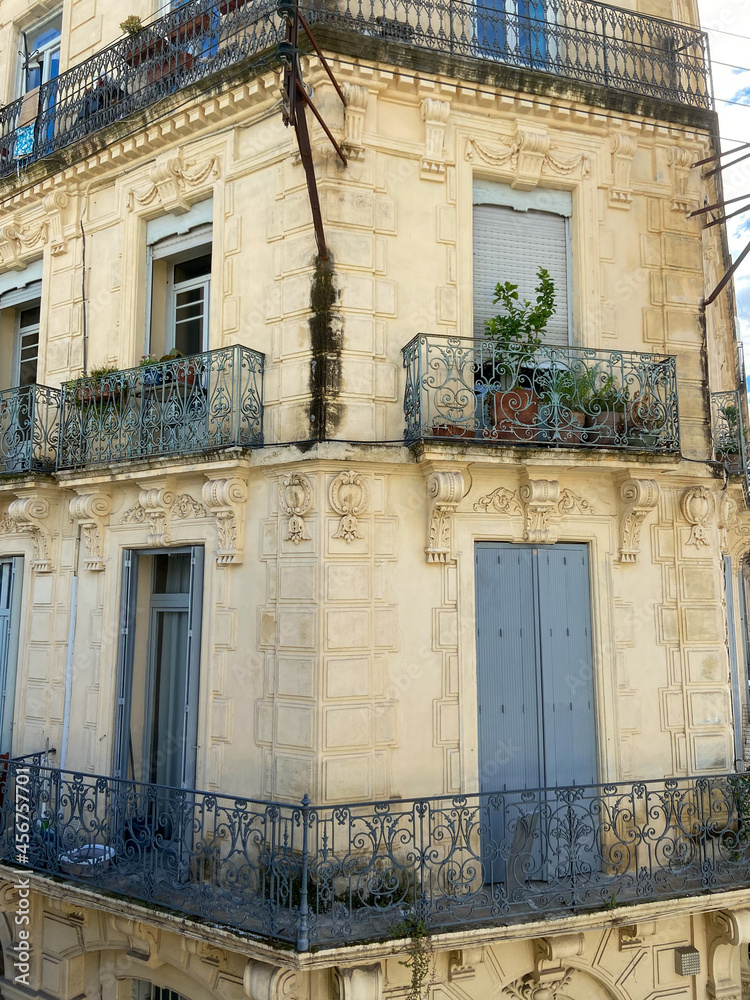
[473,203,570,345]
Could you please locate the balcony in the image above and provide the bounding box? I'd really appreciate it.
[0,0,709,180]
[57,345,264,471]
[0,385,61,476]
[403,335,680,452]
[711,390,749,486]
[3,758,750,949]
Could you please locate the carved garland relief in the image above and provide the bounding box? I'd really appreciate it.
[279,473,312,544]
[329,471,369,542]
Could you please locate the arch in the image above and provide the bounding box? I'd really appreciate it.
[559,968,620,1000]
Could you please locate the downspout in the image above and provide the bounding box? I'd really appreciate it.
[60,525,81,770]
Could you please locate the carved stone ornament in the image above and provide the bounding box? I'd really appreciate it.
[448,948,485,982]
[520,478,561,544]
[421,98,450,180]
[127,149,220,215]
[1,216,48,270]
[618,478,659,563]
[113,916,163,968]
[279,473,312,544]
[681,486,713,547]
[342,83,369,158]
[202,476,249,565]
[465,123,590,191]
[244,959,300,1000]
[121,488,206,546]
[668,145,699,213]
[0,494,53,571]
[426,470,465,563]
[473,486,523,515]
[329,471,369,542]
[502,969,574,1000]
[68,491,112,571]
[707,909,750,1000]
[335,964,383,1000]
[609,133,638,209]
[42,188,76,256]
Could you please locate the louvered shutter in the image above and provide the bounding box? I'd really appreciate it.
[473,203,570,345]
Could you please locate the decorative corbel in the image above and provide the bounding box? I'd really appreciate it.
[448,948,485,981]
[0,493,54,571]
[532,934,584,993]
[202,476,248,565]
[329,471,370,543]
[681,485,713,547]
[336,964,383,1000]
[425,470,465,563]
[618,478,659,562]
[609,134,638,209]
[245,961,300,1000]
[68,492,112,571]
[619,922,657,949]
[42,189,76,256]
[112,917,163,969]
[127,149,220,214]
[420,98,450,180]
[278,473,312,544]
[122,485,176,546]
[342,84,368,160]
[668,146,699,213]
[707,909,750,1000]
[520,476,560,543]
[512,124,551,190]
[1,217,48,270]
[501,969,574,1000]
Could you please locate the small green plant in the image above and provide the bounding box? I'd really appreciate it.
[605,891,618,910]
[120,15,144,34]
[550,366,598,411]
[590,373,626,413]
[139,354,159,366]
[484,267,556,370]
[392,915,432,1000]
[88,363,119,380]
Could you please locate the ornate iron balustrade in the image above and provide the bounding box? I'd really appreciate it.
[711,390,749,484]
[57,345,264,470]
[308,0,710,108]
[2,761,750,949]
[0,0,709,178]
[403,335,679,452]
[0,385,61,476]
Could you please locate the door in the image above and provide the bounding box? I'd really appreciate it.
[475,543,597,891]
[475,1,550,67]
[0,558,22,756]
[114,548,203,879]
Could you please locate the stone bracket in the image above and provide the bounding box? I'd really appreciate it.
[127,148,220,215]
[609,133,638,209]
[0,490,54,572]
[202,475,249,565]
[245,960,300,1000]
[68,490,112,571]
[520,476,560,544]
[617,477,659,563]
[342,84,368,160]
[426,469,465,562]
[336,964,382,1000]
[421,98,450,180]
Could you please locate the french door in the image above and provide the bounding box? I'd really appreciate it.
[475,543,597,888]
[475,1,550,67]
[0,558,22,757]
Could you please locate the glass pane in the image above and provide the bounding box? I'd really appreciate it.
[150,609,189,788]
[153,553,191,595]
[19,306,40,329]
[174,254,211,283]
[18,328,39,387]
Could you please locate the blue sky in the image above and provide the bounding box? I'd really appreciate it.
[697,0,750,346]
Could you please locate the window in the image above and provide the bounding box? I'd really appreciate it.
[146,202,213,360]
[19,13,62,95]
[473,182,572,346]
[0,265,42,390]
[133,982,190,1000]
[16,305,40,387]
[477,1,550,65]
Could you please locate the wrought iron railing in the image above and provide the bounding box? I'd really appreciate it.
[0,385,61,476]
[57,345,264,470]
[0,0,710,179]
[711,390,749,485]
[403,335,679,452]
[1,761,749,949]
[309,0,710,108]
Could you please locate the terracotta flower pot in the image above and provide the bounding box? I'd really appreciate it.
[490,387,539,442]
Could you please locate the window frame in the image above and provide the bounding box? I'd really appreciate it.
[146,223,213,359]
[13,300,41,387]
[16,9,62,98]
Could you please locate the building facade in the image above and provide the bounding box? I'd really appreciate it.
[0,0,749,997]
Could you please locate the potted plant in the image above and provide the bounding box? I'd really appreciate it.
[121,11,209,84]
[75,364,121,405]
[716,403,743,473]
[139,354,164,387]
[541,365,597,445]
[219,0,249,12]
[586,374,627,445]
[483,267,555,442]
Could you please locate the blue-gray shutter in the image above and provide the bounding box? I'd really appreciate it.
[536,544,597,788]
[0,560,17,756]
[475,544,542,794]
